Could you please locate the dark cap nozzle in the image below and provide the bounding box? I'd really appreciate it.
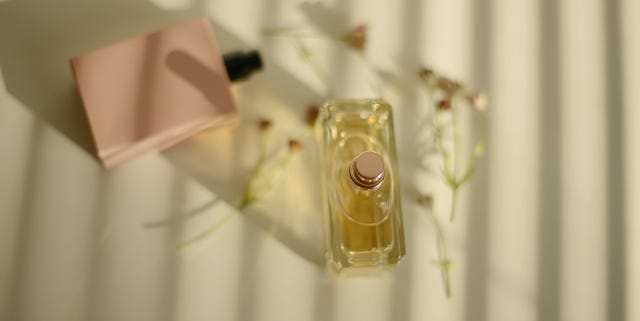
[223,50,263,82]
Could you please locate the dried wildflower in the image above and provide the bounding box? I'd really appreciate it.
[342,24,368,51]
[418,68,435,80]
[180,122,304,249]
[418,67,438,90]
[258,119,273,132]
[288,139,303,152]
[437,99,452,111]
[263,21,368,95]
[418,67,488,298]
[417,194,434,208]
[436,77,464,98]
[468,91,487,112]
[305,105,320,127]
[437,77,455,92]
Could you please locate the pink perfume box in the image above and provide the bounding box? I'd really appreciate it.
[71,17,238,168]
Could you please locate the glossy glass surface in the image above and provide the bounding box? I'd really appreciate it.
[316,99,405,270]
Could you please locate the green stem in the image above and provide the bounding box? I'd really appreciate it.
[449,186,458,222]
[261,26,330,39]
[178,203,242,250]
[265,31,328,39]
[442,262,452,298]
[426,207,453,298]
[431,106,453,184]
[449,100,460,222]
[293,39,333,96]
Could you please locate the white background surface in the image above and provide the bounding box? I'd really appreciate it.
[1,1,639,321]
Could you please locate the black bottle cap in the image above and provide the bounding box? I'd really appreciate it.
[223,50,263,82]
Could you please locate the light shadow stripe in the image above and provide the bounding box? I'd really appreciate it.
[389,0,422,320]
[235,2,281,321]
[313,2,354,321]
[5,122,44,321]
[537,1,562,320]
[604,0,627,320]
[464,0,492,320]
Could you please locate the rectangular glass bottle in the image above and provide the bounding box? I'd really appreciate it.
[316,99,405,271]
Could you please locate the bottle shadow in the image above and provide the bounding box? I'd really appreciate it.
[166,50,232,110]
[163,21,328,266]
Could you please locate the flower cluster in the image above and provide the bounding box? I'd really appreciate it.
[262,23,368,95]
[341,24,368,51]
[179,119,305,249]
[417,67,488,297]
[239,120,304,208]
[419,67,487,112]
[262,23,368,52]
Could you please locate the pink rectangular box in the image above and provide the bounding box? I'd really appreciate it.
[71,17,238,168]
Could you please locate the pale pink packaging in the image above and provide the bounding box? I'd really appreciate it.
[71,17,238,168]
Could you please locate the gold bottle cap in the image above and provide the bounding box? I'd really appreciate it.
[349,151,385,189]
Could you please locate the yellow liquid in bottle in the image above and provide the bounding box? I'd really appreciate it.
[335,164,394,253]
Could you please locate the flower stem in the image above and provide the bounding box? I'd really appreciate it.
[261,26,329,39]
[178,206,239,250]
[293,39,333,96]
[441,260,452,298]
[449,186,458,222]
[264,31,328,39]
[178,192,254,250]
[425,205,453,298]
[449,101,460,221]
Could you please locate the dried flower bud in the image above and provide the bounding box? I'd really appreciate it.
[437,77,455,92]
[437,77,464,97]
[417,194,434,209]
[258,119,272,132]
[419,67,438,90]
[437,99,451,111]
[342,24,367,51]
[305,105,320,127]
[288,139,303,152]
[418,68,435,80]
[468,91,487,111]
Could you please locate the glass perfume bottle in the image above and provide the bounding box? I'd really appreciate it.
[316,99,405,271]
